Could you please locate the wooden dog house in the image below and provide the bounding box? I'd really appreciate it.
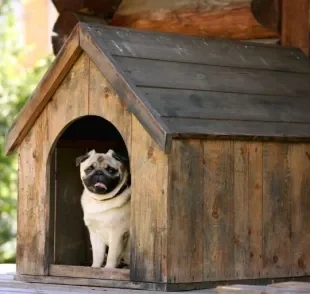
[5,22,310,291]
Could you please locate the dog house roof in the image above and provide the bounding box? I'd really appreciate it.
[5,22,310,154]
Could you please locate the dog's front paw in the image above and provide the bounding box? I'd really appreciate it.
[104,263,117,269]
[91,263,102,268]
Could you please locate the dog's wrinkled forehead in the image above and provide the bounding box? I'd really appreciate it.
[78,149,122,170]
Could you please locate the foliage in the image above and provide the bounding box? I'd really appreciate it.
[0,0,53,262]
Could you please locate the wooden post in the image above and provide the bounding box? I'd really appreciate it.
[281,0,310,56]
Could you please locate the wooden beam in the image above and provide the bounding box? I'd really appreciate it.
[251,0,281,33]
[111,0,278,40]
[281,0,310,55]
[51,0,121,55]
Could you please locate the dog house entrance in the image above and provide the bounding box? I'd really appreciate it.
[48,115,130,279]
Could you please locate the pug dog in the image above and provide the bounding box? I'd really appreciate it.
[76,149,131,268]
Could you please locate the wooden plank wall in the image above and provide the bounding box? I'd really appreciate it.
[16,52,132,275]
[167,139,310,283]
[130,117,169,283]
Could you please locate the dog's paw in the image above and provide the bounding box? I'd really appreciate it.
[104,264,117,269]
[91,263,102,268]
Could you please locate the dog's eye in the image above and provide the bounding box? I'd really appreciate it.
[107,166,117,174]
[85,166,94,173]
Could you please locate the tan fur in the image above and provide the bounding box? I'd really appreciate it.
[79,150,131,268]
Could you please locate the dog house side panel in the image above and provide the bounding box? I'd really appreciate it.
[167,139,205,283]
[17,108,50,276]
[130,116,169,283]
[88,61,131,154]
[166,139,310,283]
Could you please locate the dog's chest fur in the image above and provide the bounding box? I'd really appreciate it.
[81,188,131,248]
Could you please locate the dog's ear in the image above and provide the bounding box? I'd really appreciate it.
[76,149,96,166]
[76,153,90,166]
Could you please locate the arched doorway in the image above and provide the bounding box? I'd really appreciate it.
[48,115,129,267]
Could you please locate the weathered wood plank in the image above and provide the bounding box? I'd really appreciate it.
[262,143,291,277]
[163,118,310,142]
[53,148,86,266]
[204,140,234,280]
[247,143,263,278]
[47,53,89,143]
[233,142,263,279]
[17,109,49,275]
[88,61,132,154]
[140,88,310,123]
[49,265,129,280]
[167,139,204,283]
[85,23,309,73]
[114,56,310,97]
[130,116,169,283]
[5,24,81,155]
[289,144,310,276]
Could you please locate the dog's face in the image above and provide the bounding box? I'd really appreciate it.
[76,149,129,197]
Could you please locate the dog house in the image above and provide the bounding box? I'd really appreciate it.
[5,22,310,291]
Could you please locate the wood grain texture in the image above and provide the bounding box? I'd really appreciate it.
[204,140,234,280]
[289,144,310,276]
[49,265,129,280]
[47,53,89,144]
[17,109,49,275]
[5,24,81,155]
[140,88,310,123]
[234,142,263,279]
[281,0,310,56]
[130,116,169,283]
[114,56,310,98]
[262,143,291,277]
[246,143,263,278]
[167,139,204,283]
[88,61,132,154]
[111,0,277,40]
[86,23,307,73]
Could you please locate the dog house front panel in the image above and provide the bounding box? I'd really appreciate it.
[16,53,135,280]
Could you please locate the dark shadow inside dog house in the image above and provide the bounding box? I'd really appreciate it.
[48,115,129,270]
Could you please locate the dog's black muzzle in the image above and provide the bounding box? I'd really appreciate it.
[84,169,120,195]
